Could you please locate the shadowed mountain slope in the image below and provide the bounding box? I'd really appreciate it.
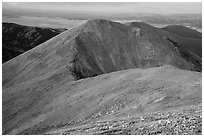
[2,22,67,63]
[162,25,202,39]
[2,66,201,134]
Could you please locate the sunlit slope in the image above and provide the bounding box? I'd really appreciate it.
[3,66,201,134]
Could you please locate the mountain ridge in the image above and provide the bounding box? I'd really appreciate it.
[162,25,202,39]
[2,19,202,88]
[2,22,67,63]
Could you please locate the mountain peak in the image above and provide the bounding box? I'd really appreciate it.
[83,19,125,31]
[87,19,111,24]
[2,19,201,88]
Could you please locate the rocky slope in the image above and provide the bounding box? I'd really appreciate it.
[2,22,67,63]
[2,65,202,134]
[47,104,202,135]
[2,19,202,134]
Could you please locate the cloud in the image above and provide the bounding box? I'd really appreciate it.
[2,2,202,28]
[2,15,86,28]
[8,2,17,6]
[2,2,202,15]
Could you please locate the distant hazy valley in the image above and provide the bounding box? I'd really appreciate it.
[3,13,202,31]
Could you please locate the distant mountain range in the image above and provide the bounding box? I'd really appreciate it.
[2,22,67,63]
[2,19,202,135]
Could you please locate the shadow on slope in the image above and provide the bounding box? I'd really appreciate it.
[2,22,67,63]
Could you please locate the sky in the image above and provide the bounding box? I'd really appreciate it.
[2,2,202,28]
[3,2,202,15]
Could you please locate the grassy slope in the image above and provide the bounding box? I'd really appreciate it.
[3,65,201,134]
[162,25,202,39]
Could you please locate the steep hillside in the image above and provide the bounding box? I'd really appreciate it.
[2,66,201,134]
[2,19,201,88]
[162,25,202,39]
[126,22,202,58]
[2,22,67,63]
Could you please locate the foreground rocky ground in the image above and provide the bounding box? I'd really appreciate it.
[47,103,202,135]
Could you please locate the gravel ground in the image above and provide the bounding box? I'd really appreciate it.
[47,103,202,135]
